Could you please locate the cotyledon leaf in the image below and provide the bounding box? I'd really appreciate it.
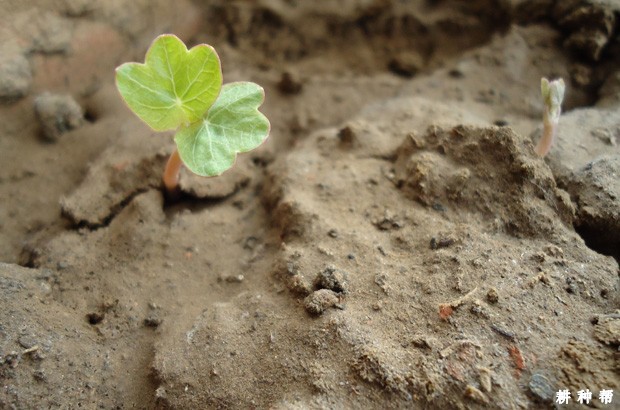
[175,82,270,176]
[115,34,222,131]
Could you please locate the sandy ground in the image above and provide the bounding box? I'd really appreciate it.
[1,0,619,408]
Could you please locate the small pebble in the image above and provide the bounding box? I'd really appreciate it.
[33,369,47,382]
[486,288,499,304]
[277,71,302,94]
[86,312,104,325]
[18,336,37,349]
[528,373,555,403]
[338,125,356,146]
[224,274,245,283]
[448,68,464,78]
[388,52,423,78]
[430,236,455,250]
[144,316,162,328]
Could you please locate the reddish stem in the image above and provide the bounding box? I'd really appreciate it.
[163,149,182,195]
[535,121,556,157]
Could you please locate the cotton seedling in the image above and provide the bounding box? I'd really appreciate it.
[535,77,565,157]
[115,34,270,195]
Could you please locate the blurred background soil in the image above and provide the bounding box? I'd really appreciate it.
[1,0,619,408]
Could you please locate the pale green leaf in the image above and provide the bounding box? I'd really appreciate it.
[115,34,222,131]
[175,82,270,176]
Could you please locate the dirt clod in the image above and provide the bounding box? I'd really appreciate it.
[0,50,32,101]
[430,236,455,250]
[314,265,349,293]
[304,289,340,315]
[593,314,620,346]
[34,92,84,141]
[464,385,489,404]
[144,316,162,328]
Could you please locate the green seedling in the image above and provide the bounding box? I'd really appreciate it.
[115,34,270,195]
[535,77,565,157]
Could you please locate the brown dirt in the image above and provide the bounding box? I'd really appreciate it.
[1,0,619,409]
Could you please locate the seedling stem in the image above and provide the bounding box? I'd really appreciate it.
[163,149,182,195]
[535,77,565,157]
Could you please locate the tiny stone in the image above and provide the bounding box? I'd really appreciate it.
[5,352,20,368]
[528,373,555,403]
[155,386,167,400]
[277,71,302,94]
[432,203,446,212]
[543,245,563,258]
[288,275,311,296]
[374,273,391,294]
[448,68,464,78]
[33,369,47,382]
[430,236,455,250]
[144,316,162,328]
[338,126,356,146]
[86,312,104,325]
[411,337,431,349]
[243,236,258,250]
[478,367,492,392]
[224,274,245,283]
[18,336,37,349]
[388,52,423,78]
[471,300,490,318]
[286,261,300,276]
[486,288,499,304]
[327,229,338,238]
[591,127,616,146]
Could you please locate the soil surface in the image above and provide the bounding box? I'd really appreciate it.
[1,1,619,409]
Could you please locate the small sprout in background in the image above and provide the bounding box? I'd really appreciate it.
[115,34,270,196]
[535,77,565,157]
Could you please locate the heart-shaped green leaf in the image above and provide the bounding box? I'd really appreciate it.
[174,82,270,176]
[115,34,222,131]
